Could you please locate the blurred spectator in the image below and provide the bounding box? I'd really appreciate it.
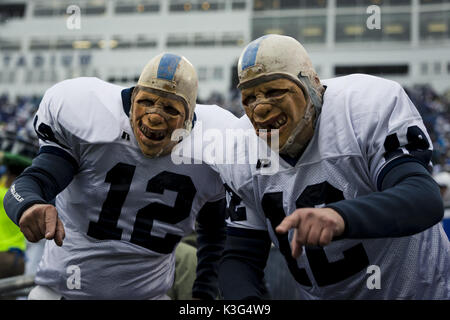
[225,88,245,117]
[434,171,450,239]
[0,152,30,279]
[405,85,450,173]
[167,233,198,300]
[0,112,39,280]
[206,91,225,107]
[0,94,40,140]
[200,90,244,118]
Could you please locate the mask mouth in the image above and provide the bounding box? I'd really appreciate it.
[138,120,168,142]
[254,112,287,135]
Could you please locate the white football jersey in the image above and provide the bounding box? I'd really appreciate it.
[217,74,450,299]
[32,77,235,299]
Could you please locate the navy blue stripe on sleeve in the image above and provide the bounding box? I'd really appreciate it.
[377,155,429,191]
[39,146,79,171]
[4,151,77,225]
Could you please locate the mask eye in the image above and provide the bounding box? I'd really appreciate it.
[265,89,288,98]
[138,99,154,106]
[164,105,180,116]
[242,94,256,106]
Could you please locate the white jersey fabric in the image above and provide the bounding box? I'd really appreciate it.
[216,74,450,299]
[33,77,235,299]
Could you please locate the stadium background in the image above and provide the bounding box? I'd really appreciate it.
[0,0,449,299]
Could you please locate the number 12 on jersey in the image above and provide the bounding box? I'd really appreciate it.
[87,163,197,254]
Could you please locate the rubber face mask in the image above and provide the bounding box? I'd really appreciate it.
[241,78,311,152]
[237,34,324,157]
[131,88,187,158]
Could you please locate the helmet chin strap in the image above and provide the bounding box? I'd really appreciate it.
[184,119,193,132]
[279,101,315,158]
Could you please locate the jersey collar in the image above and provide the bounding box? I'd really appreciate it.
[121,87,134,117]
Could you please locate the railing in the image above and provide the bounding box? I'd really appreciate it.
[0,274,35,300]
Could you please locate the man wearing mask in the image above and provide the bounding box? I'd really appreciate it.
[218,35,449,299]
[4,53,234,299]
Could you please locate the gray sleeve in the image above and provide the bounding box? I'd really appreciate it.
[327,160,443,239]
[4,146,77,225]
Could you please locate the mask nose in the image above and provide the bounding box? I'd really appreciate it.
[253,103,272,121]
[147,112,164,125]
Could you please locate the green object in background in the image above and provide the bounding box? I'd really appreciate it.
[0,186,26,252]
[0,152,32,169]
[167,242,197,300]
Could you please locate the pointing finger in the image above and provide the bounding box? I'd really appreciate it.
[276,212,301,234]
[44,206,58,240]
[291,228,303,259]
[54,218,65,247]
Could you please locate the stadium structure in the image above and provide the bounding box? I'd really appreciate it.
[0,0,449,101]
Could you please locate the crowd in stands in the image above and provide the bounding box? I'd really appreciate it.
[404,86,450,174]
[0,94,40,162]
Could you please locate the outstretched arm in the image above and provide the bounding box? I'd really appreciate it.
[277,160,443,258]
[4,147,77,246]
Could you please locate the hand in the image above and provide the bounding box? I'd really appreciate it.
[275,207,345,259]
[19,204,65,246]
